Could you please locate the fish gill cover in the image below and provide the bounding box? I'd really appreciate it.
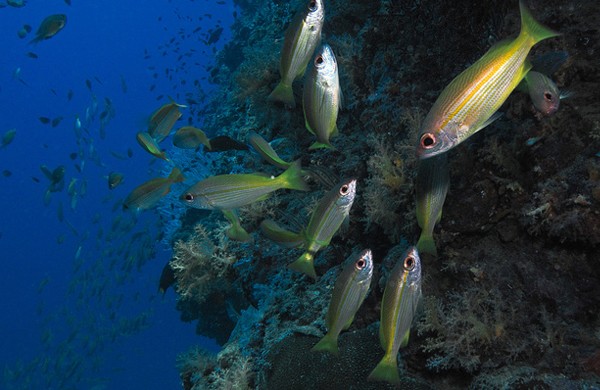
[1,0,599,389]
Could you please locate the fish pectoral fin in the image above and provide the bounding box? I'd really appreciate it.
[473,111,503,135]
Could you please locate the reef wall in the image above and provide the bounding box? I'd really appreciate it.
[171,0,600,388]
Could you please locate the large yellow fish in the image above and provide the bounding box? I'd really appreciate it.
[416,1,559,159]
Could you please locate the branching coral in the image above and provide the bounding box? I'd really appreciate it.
[171,224,237,303]
[177,344,253,390]
[361,109,421,241]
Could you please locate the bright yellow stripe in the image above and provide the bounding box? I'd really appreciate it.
[440,39,526,130]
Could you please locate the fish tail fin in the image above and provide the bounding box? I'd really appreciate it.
[368,353,400,385]
[519,0,560,44]
[308,141,334,150]
[416,232,438,256]
[29,37,42,45]
[288,252,317,279]
[268,82,295,108]
[311,333,339,356]
[168,167,184,182]
[279,160,309,191]
[226,224,252,243]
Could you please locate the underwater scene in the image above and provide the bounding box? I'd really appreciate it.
[1,0,599,389]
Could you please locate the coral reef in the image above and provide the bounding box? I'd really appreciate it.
[169,0,600,388]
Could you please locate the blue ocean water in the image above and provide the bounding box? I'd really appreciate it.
[0,1,233,388]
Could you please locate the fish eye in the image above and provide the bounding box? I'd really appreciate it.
[183,193,194,202]
[544,92,553,101]
[339,184,349,195]
[420,133,436,149]
[404,256,415,270]
[356,259,365,269]
[315,55,324,66]
[308,1,317,11]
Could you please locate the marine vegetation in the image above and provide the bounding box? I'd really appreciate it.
[158,0,600,388]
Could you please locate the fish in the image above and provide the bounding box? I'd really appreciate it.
[289,178,357,279]
[415,153,449,256]
[136,132,170,161]
[51,116,63,128]
[123,167,184,212]
[249,131,292,170]
[222,209,252,242]
[368,246,422,385]
[3,170,12,177]
[259,219,304,248]
[30,14,67,44]
[39,117,51,125]
[17,27,29,39]
[268,0,324,107]
[181,160,308,210]
[522,71,565,116]
[172,126,210,149]
[206,135,249,152]
[7,0,26,7]
[108,172,125,190]
[26,52,38,59]
[312,249,373,355]
[1,128,17,148]
[303,44,342,150]
[147,101,185,143]
[158,261,176,294]
[416,1,559,159]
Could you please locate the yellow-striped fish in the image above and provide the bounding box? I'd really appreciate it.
[268,0,324,108]
[180,160,308,210]
[416,1,559,159]
[369,246,422,385]
[289,178,356,279]
[312,249,373,356]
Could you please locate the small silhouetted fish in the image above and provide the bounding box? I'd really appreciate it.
[69,152,77,160]
[85,79,92,91]
[26,52,38,59]
[2,170,12,177]
[67,89,73,101]
[127,148,133,158]
[158,261,176,294]
[7,0,26,8]
[206,26,223,45]
[32,176,40,183]
[39,117,50,124]
[24,24,32,33]
[108,172,124,190]
[51,116,63,127]
[30,14,67,44]
[64,0,71,5]
[206,135,249,152]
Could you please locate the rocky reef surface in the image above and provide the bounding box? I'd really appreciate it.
[169,0,600,388]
